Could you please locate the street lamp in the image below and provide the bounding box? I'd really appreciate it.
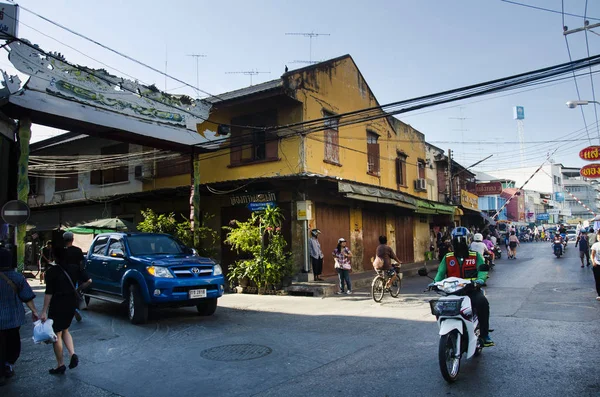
[566,100,600,109]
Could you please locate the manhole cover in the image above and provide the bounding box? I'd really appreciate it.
[200,344,272,361]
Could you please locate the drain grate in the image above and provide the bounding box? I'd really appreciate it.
[200,344,272,361]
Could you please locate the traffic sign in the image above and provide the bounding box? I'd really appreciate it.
[1,200,30,225]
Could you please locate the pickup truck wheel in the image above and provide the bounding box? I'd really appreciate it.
[128,284,148,324]
[196,298,217,316]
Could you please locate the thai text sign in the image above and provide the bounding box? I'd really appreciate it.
[475,182,502,196]
[0,3,19,41]
[548,209,560,215]
[579,163,600,178]
[460,189,479,210]
[536,213,549,220]
[230,192,276,206]
[579,146,600,161]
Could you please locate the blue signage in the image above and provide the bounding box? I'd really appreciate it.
[247,201,276,212]
[514,106,525,120]
[536,213,550,221]
[554,192,565,202]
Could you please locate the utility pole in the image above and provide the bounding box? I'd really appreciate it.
[447,149,453,204]
[285,32,330,63]
[187,54,207,97]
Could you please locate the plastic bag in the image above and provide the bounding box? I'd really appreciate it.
[32,320,57,344]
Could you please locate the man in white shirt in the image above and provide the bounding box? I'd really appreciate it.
[469,233,491,258]
[590,234,600,301]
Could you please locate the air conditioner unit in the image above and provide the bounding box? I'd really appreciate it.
[414,178,427,191]
[134,165,153,181]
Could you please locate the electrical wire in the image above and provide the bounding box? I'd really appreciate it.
[18,5,223,100]
[501,0,600,20]
[562,0,592,144]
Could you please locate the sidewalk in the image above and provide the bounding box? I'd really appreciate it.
[285,259,440,297]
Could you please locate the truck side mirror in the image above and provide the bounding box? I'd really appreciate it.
[109,249,125,258]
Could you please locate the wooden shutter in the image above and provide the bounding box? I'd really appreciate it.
[265,132,278,160]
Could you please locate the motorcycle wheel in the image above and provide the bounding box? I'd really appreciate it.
[439,330,461,383]
[371,276,385,302]
[496,251,501,259]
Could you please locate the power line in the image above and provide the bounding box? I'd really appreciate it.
[18,5,222,100]
[501,0,600,21]
[583,1,600,143]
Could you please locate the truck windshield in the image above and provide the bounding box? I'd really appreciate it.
[128,235,184,256]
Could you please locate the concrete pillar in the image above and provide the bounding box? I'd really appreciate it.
[16,117,31,272]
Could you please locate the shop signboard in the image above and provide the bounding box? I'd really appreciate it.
[475,182,502,196]
[579,146,600,161]
[580,163,600,179]
[460,189,479,210]
[536,213,549,221]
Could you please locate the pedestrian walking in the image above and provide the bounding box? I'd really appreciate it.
[309,229,324,281]
[589,234,600,301]
[577,231,591,268]
[0,244,39,387]
[333,238,352,295]
[40,241,53,285]
[508,231,520,259]
[40,232,92,375]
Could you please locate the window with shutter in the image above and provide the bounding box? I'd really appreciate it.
[418,159,426,179]
[55,171,78,191]
[229,110,278,166]
[90,143,129,185]
[396,154,407,187]
[323,111,340,165]
[367,131,380,175]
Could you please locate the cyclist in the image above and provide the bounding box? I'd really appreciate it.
[376,235,401,288]
[432,227,494,347]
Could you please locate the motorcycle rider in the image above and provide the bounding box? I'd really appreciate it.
[553,232,564,255]
[433,227,494,347]
[469,233,493,265]
[482,234,496,265]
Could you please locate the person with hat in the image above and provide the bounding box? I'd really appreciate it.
[333,238,352,294]
[0,243,39,386]
[309,229,324,281]
[40,232,92,375]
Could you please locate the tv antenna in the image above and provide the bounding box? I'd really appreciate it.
[449,106,470,164]
[225,70,270,86]
[285,32,330,63]
[289,60,319,65]
[187,54,207,96]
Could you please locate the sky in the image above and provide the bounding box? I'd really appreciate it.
[2,0,600,174]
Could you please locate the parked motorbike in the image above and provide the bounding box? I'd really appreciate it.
[419,268,488,383]
[553,238,563,258]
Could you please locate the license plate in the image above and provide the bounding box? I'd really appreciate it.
[189,289,207,299]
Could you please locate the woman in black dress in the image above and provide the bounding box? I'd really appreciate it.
[40,232,91,375]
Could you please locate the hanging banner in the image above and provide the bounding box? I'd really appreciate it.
[579,146,600,161]
[579,163,600,178]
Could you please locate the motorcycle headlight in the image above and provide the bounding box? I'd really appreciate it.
[146,266,174,278]
[429,299,462,316]
[213,264,223,276]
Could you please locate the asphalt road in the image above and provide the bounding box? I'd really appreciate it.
[4,241,600,397]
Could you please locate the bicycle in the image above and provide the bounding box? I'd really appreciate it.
[371,264,402,302]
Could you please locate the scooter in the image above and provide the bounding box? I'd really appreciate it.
[493,244,502,259]
[483,253,494,270]
[553,238,563,258]
[419,268,488,383]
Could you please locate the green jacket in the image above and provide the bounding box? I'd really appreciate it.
[434,251,488,283]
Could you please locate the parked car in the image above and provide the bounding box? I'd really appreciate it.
[566,228,577,242]
[83,233,225,324]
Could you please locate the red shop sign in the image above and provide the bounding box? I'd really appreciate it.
[579,146,600,161]
[579,163,600,178]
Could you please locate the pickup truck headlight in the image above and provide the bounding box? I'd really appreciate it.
[213,264,223,276]
[147,266,174,278]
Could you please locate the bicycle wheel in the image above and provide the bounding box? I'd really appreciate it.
[372,276,385,302]
[389,276,401,297]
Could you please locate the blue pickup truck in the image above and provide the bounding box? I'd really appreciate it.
[83,232,225,324]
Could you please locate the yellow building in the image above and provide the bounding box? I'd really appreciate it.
[150,55,455,277]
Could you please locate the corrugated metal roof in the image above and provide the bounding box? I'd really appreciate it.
[204,79,283,104]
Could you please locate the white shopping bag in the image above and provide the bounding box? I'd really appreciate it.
[32,320,57,344]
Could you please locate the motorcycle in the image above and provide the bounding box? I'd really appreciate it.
[553,238,563,258]
[483,253,494,270]
[493,244,502,259]
[419,268,488,383]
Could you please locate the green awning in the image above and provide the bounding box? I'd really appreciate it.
[416,200,456,215]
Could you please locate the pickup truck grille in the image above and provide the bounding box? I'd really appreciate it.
[173,285,218,293]
[171,266,213,278]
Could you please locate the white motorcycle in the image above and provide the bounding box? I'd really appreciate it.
[419,270,486,383]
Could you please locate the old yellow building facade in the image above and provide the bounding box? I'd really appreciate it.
[150,55,455,277]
